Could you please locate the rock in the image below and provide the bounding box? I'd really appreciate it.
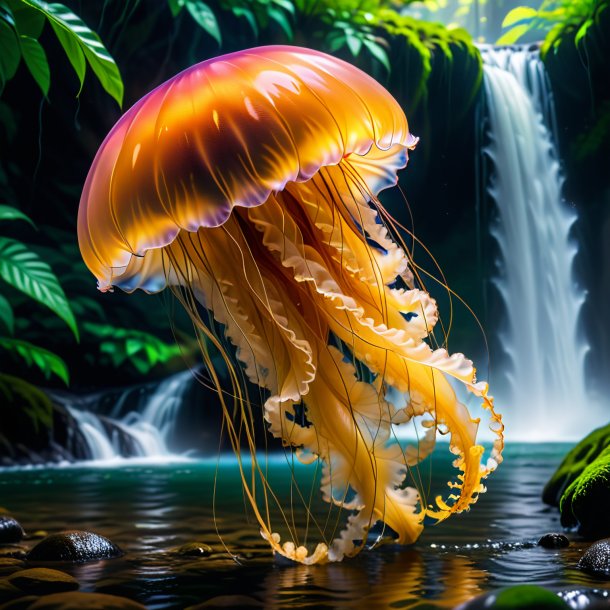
[543,423,610,506]
[0,548,27,561]
[0,519,25,545]
[173,542,213,557]
[26,532,47,541]
[7,568,78,595]
[538,533,570,549]
[0,559,25,577]
[27,532,122,563]
[0,595,39,609]
[578,538,610,577]
[0,581,21,604]
[560,449,610,538]
[27,592,146,609]
[456,585,569,609]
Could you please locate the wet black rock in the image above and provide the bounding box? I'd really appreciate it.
[0,518,25,544]
[578,539,610,578]
[7,568,78,595]
[27,531,123,563]
[173,542,213,557]
[538,533,570,549]
[26,592,146,609]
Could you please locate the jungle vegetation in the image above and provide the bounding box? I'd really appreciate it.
[0,0,607,442]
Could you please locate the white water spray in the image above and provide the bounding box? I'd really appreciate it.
[68,369,193,461]
[483,47,589,439]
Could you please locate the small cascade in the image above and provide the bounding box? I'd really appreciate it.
[481,47,589,438]
[64,369,194,461]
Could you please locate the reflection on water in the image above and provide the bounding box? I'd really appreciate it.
[1,444,608,609]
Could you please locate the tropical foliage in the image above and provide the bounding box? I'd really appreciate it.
[498,0,608,55]
[0,0,123,102]
[0,0,485,444]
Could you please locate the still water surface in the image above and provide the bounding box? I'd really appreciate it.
[1,443,609,609]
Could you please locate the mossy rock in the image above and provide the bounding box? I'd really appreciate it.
[560,448,610,538]
[458,585,569,609]
[543,423,610,506]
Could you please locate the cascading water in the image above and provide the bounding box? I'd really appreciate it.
[482,47,589,439]
[65,369,194,461]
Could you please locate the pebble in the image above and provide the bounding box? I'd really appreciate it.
[538,533,570,549]
[7,568,79,595]
[27,591,147,609]
[0,519,25,545]
[173,542,213,557]
[0,558,26,577]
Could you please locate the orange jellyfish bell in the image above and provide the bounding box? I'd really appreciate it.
[79,46,504,564]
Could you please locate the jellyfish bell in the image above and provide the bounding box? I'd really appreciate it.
[78,45,504,564]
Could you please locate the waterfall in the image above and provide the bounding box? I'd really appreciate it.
[482,47,589,439]
[66,369,194,462]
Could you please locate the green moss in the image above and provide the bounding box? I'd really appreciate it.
[542,422,610,506]
[560,447,610,537]
[492,585,569,610]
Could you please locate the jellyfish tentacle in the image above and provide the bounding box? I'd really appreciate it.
[245,168,503,524]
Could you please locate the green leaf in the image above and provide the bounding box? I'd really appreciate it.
[0,18,20,87]
[575,17,593,45]
[167,0,184,17]
[49,21,85,93]
[0,372,53,432]
[496,23,531,45]
[185,0,221,45]
[10,1,45,38]
[0,293,13,334]
[84,322,182,375]
[0,337,69,384]
[0,204,36,227]
[232,6,258,36]
[268,7,293,39]
[0,237,78,339]
[19,34,49,95]
[345,30,363,56]
[22,0,123,105]
[363,38,390,72]
[502,6,538,28]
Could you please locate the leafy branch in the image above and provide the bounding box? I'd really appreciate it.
[0,0,123,104]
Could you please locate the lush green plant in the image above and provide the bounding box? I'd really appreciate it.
[0,0,122,103]
[83,322,184,375]
[0,205,74,385]
[374,8,481,108]
[497,0,606,54]
[167,0,295,46]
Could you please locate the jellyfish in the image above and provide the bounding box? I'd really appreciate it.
[78,46,504,564]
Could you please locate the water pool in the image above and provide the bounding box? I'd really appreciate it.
[1,443,608,609]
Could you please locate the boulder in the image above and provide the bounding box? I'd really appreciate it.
[560,449,610,538]
[543,423,610,506]
[578,538,610,578]
[27,532,122,564]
